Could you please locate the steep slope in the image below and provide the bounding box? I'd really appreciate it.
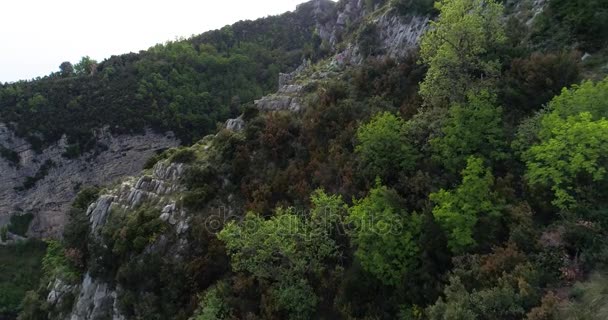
[13,0,608,319]
[24,1,437,319]
[0,0,337,238]
[0,125,178,238]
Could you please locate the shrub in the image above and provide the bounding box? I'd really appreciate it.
[0,145,20,166]
[532,0,608,51]
[170,148,197,164]
[419,0,506,107]
[561,273,608,319]
[190,283,233,320]
[503,51,580,116]
[42,240,79,282]
[143,151,168,169]
[103,206,166,258]
[7,213,34,237]
[0,240,47,317]
[523,78,608,209]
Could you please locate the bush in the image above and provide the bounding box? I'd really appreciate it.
[503,51,580,116]
[357,23,381,57]
[430,156,503,253]
[7,213,34,237]
[143,151,168,169]
[561,273,608,319]
[170,148,197,164]
[0,145,20,166]
[63,187,100,270]
[103,206,166,258]
[523,78,608,209]
[42,240,79,282]
[190,283,233,320]
[71,186,100,210]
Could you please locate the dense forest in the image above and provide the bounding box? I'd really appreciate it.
[2,0,608,319]
[0,1,326,156]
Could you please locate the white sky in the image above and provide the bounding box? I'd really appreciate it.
[0,0,309,83]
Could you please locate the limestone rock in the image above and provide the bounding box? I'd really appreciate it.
[582,53,592,61]
[87,195,115,234]
[70,273,122,320]
[46,278,76,306]
[0,124,179,238]
[225,116,245,132]
[64,159,190,320]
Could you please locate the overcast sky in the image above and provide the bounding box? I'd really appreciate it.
[0,0,309,83]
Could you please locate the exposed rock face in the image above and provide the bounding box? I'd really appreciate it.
[225,116,245,132]
[0,124,179,238]
[49,160,188,320]
[69,274,124,320]
[375,14,429,59]
[296,0,337,46]
[255,4,430,112]
[255,83,305,112]
[505,0,547,26]
[308,0,367,48]
[333,11,430,66]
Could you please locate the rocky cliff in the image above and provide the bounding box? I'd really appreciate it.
[45,158,189,320]
[0,124,179,238]
[254,0,430,112]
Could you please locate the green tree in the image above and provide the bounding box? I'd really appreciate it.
[348,184,422,285]
[430,156,502,253]
[524,112,608,210]
[356,112,418,181]
[218,209,337,281]
[59,61,74,77]
[419,0,506,107]
[523,78,608,210]
[218,191,341,319]
[547,78,608,119]
[74,56,97,75]
[431,91,506,172]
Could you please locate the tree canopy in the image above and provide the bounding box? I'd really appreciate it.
[419,0,506,107]
[430,156,502,253]
[348,184,422,285]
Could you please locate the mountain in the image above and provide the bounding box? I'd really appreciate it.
[0,0,337,238]
[2,0,608,319]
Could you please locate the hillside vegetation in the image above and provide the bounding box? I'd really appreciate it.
[2,0,608,319]
[0,3,325,155]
